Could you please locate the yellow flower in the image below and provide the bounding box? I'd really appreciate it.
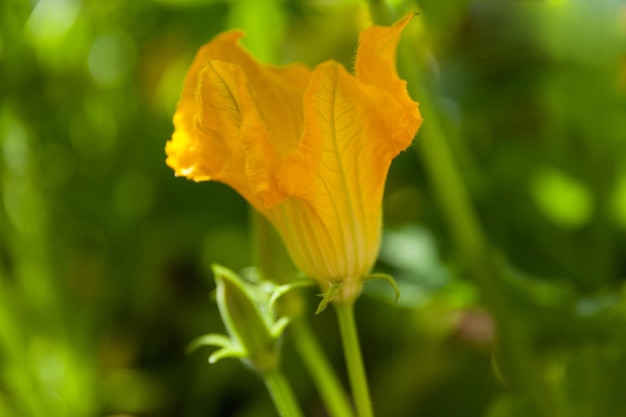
[166,14,422,299]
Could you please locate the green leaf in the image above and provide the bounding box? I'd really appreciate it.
[210,263,283,372]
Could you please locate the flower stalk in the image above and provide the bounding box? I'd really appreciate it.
[334,300,374,417]
[264,369,305,417]
[290,319,355,417]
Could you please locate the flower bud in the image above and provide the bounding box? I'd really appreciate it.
[189,264,289,374]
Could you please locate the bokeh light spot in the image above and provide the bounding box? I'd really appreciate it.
[26,0,81,44]
[531,167,593,229]
[381,226,442,275]
[154,56,189,116]
[88,32,136,87]
[1,108,29,176]
[30,337,67,392]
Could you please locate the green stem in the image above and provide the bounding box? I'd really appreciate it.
[263,369,305,417]
[291,319,355,417]
[334,301,374,417]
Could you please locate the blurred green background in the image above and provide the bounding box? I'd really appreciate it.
[1,0,626,416]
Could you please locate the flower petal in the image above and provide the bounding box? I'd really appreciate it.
[195,60,263,206]
[165,33,249,184]
[166,30,315,209]
[306,61,386,280]
[192,31,312,157]
[270,46,421,281]
[355,12,421,154]
[356,12,413,86]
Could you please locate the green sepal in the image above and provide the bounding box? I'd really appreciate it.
[186,333,233,355]
[271,316,292,338]
[212,263,275,342]
[186,333,247,364]
[210,263,285,372]
[363,273,400,302]
[209,346,247,364]
[316,283,343,314]
[269,281,315,312]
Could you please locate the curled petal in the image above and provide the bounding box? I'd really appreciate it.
[356,12,421,154]
[166,31,315,209]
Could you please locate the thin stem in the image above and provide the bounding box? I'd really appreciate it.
[263,369,305,417]
[334,301,374,417]
[291,319,355,417]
